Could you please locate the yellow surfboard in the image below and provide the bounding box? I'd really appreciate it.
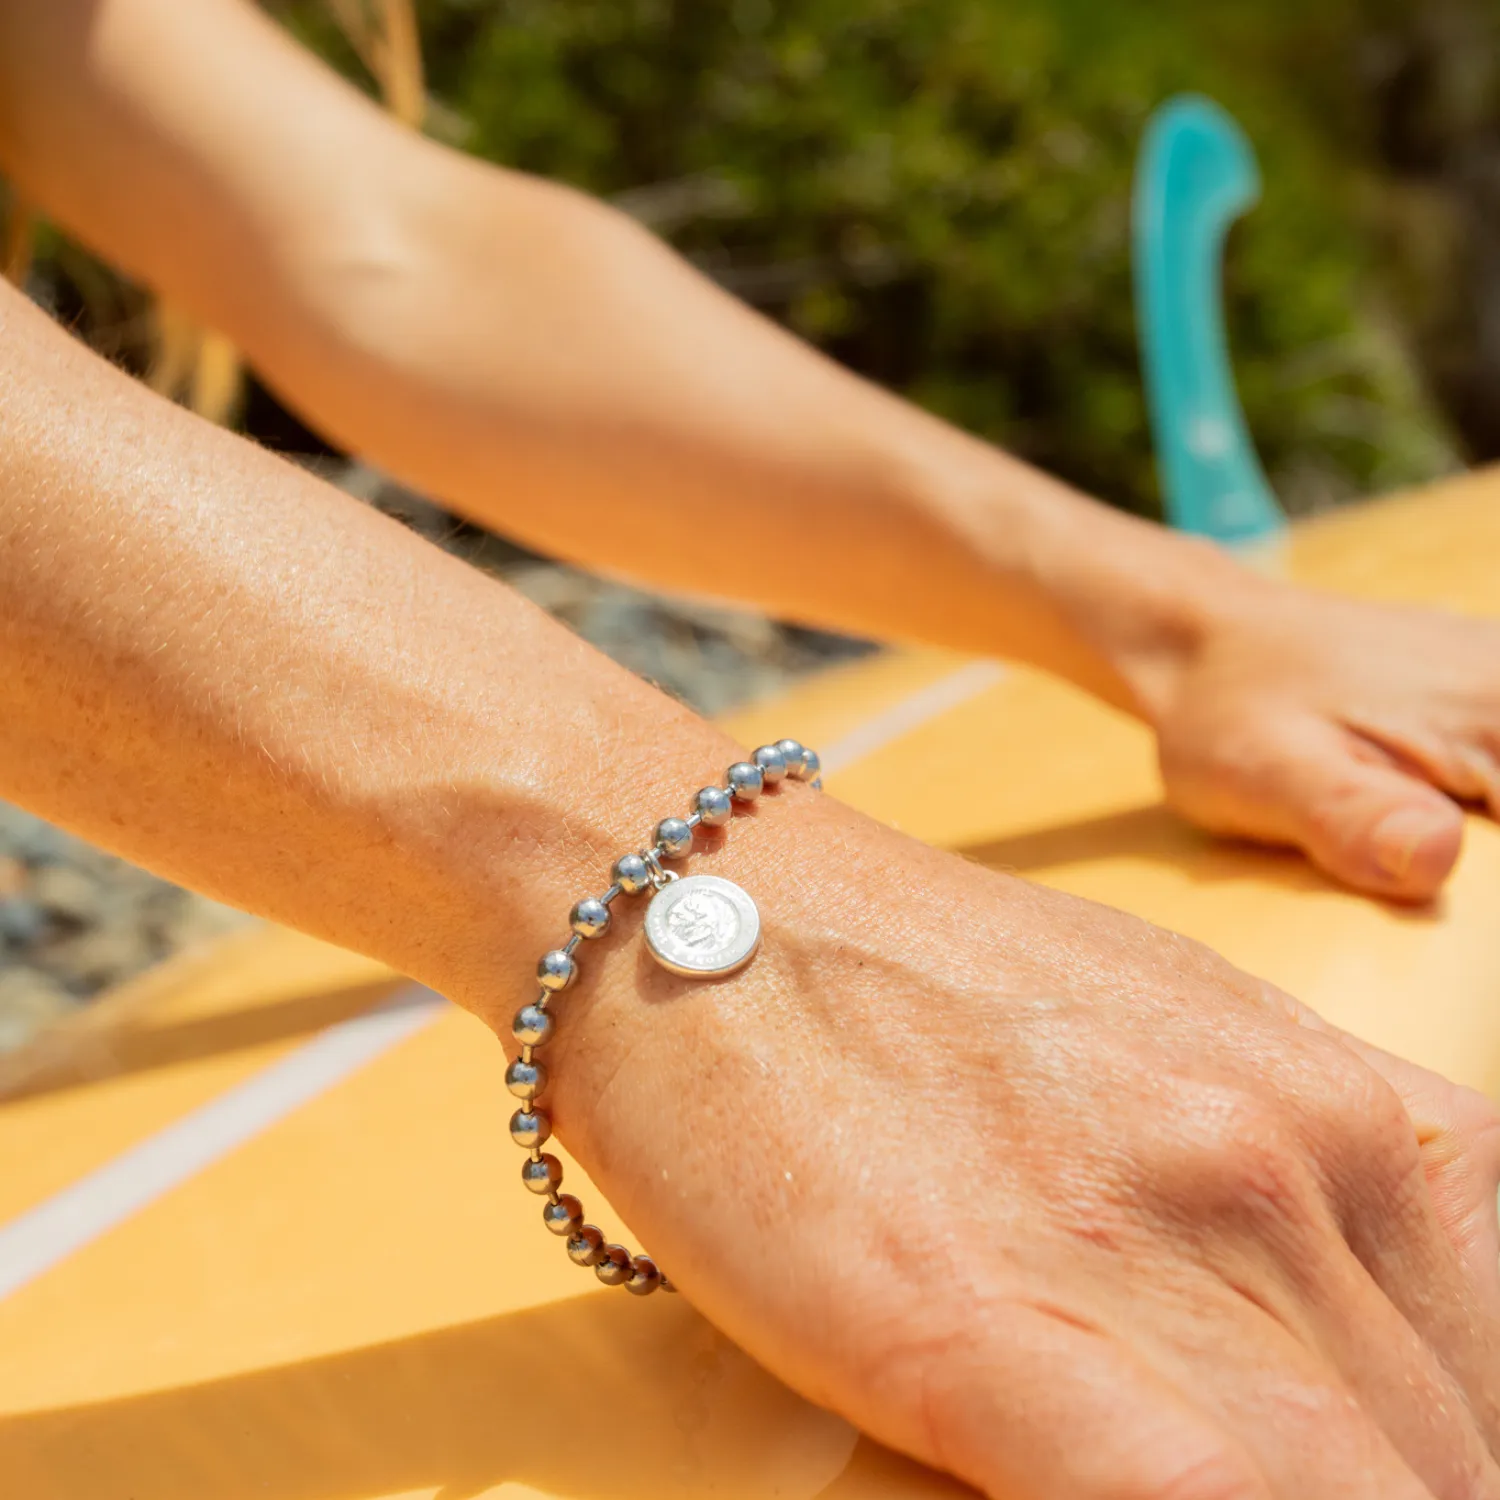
[2,471,1498,1498]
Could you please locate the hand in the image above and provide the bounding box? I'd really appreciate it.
[1149,580,1500,900]
[544,790,1500,1498]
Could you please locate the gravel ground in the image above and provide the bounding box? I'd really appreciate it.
[0,467,869,1053]
[0,806,252,1052]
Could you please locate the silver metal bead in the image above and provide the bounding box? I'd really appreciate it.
[801,748,821,781]
[625,1255,663,1296]
[693,786,733,826]
[509,1108,552,1149]
[726,762,764,802]
[777,739,809,778]
[521,1153,563,1194]
[753,744,788,784]
[595,1244,633,1286]
[512,1004,554,1047]
[505,1057,546,1101]
[536,949,576,992]
[612,853,652,894]
[567,1225,605,1266]
[543,1194,583,1235]
[570,897,611,939]
[655,817,694,859]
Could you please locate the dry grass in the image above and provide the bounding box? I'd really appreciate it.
[2,188,33,287]
[328,0,426,130]
[146,305,245,428]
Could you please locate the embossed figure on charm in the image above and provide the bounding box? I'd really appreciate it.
[644,874,761,977]
[666,889,737,951]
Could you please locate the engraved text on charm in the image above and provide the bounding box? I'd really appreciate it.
[644,874,760,977]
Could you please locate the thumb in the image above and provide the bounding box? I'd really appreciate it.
[1168,715,1464,900]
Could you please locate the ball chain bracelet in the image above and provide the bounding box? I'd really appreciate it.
[504,737,822,1297]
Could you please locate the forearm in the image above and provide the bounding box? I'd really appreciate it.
[0,0,1258,718]
[248,155,1255,714]
[0,278,749,1031]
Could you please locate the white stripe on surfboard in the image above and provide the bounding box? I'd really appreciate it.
[0,659,1003,1300]
[0,987,443,1301]
[819,660,1007,775]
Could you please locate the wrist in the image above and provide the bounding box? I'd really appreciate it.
[516,770,832,1156]
[340,630,747,1021]
[1015,488,1276,723]
[456,736,851,1282]
[494,774,1052,1296]
[892,432,1273,719]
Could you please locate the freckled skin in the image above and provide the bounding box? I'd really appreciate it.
[1,2,1500,1493]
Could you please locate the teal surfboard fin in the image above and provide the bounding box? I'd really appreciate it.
[1133,95,1284,545]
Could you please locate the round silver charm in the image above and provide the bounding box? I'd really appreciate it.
[643,873,761,977]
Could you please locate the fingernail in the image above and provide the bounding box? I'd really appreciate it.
[1370,806,1449,881]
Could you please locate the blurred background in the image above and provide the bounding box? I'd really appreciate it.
[2,0,1498,1040]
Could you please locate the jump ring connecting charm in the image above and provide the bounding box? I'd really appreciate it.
[505,740,821,1296]
[640,847,677,892]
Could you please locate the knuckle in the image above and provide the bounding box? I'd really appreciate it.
[1307,1049,1420,1179]
[1147,1086,1318,1230]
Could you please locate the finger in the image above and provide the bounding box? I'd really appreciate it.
[1036,1282,1445,1500]
[1457,744,1500,822]
[1190,715,1464,900]
[1228,1226,1500,1496]
[879,1307,1270,1500]
[1344,715,1500,823]
[1346,716,1494,806]
[1274,1023,1500,1452]
[1324,1261,1500,1493]
[1166,1305,1453,1500]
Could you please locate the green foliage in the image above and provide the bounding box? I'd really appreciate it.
[50,1,1428,518]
